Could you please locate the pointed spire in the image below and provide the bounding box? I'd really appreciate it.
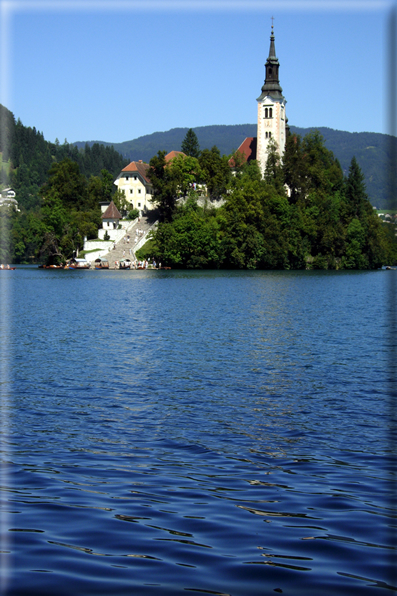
[258,23,283,100]
[268,24,277,60]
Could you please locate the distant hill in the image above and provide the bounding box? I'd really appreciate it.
[73,125,257,165]
[73,124,396,209]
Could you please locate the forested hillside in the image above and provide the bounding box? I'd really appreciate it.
[0,105,128,264]
[75,124,396,209]
[0,104,127,211]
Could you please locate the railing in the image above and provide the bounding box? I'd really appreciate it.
[133,221,158,252]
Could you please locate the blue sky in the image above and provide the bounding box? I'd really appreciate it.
[0,0,393,145]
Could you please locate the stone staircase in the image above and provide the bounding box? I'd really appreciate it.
[103,215,155,268]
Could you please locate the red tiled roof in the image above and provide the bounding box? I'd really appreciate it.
[121,152,185,181]
[229,137,257,167]
[165,150,186,163]
[101,200,122,219]
[121,160,151,183]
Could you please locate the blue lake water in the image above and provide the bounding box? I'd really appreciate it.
[0,268,396,595]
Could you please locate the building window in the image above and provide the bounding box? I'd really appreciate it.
[269,108,273,118]
[138,202,141,207]
[126,176,129,181]
[269,132,272,138]
[138,189,141,194]
[130,189,133,194]
[265,108,268,118]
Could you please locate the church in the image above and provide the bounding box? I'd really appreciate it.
[235,24,289,177]
[111,24,288,219]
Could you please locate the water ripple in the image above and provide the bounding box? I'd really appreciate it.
[1,268,394,595]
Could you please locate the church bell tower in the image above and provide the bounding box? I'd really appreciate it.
[257,24,287,177]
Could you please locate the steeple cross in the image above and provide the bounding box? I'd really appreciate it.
[271,16,274,28]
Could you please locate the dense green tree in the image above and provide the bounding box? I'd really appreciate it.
[198,146,231,200]
[37,159,101,263]
[148,150,178,222]
[87,169,116,206]
[282,133,309,204]
[264,138,285,196]
[181,128,200,158]
[40,158,88,210]
[112,188,128,215]
[153,200,221,268]
[166,154,202,198]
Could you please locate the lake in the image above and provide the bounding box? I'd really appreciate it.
[0,268,395,595]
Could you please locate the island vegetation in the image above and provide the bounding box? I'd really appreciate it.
[141,130,396,269]
[0,105,396,269]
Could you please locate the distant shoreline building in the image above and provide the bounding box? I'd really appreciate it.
[235,25,289,177]
[0,187,19,211]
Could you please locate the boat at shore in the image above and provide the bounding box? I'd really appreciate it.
[118,259,131,269]
[67,258,91,269]
[95,258,109,269]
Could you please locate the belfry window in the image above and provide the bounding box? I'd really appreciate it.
[269,108,273,118]
[265,108,268,118]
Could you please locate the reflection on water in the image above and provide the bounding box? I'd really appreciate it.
[0,268,395,595]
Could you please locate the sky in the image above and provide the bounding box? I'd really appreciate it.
[0,0,395,145]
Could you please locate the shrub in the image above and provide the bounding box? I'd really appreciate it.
[128,208,139,220]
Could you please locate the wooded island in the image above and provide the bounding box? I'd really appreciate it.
[0,105,395,269]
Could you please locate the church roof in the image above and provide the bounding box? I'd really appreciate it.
[101,200,122,220]
[121,160,151,183]
[258,25,283,101]
[229,137,257,166]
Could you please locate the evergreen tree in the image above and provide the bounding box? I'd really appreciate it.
[345,156,367,218]
[181,129,200,158]
[264,138,285,195]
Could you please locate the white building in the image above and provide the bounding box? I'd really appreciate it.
[113,160,153,216]
[113,152,186,215]
[101,200,122,231]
